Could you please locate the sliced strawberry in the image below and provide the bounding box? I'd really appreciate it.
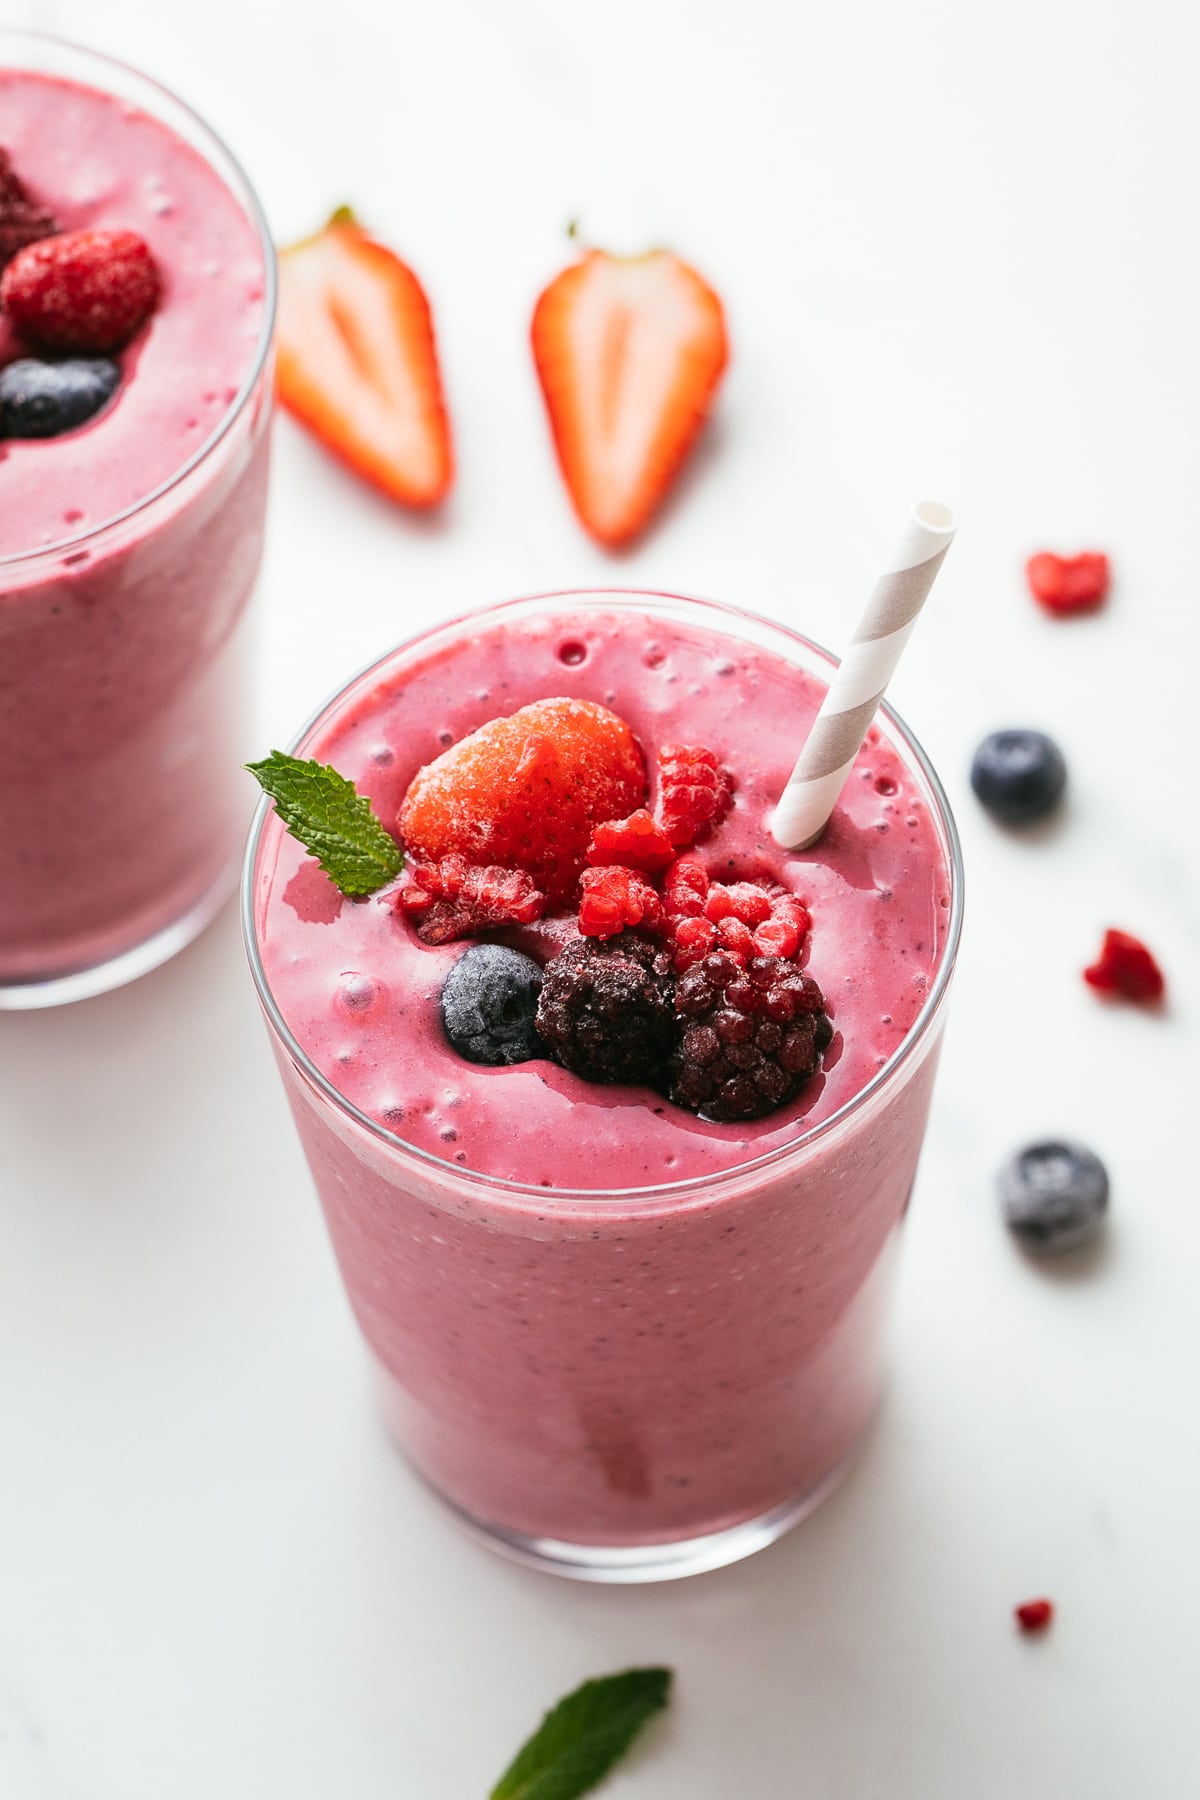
[277,208,452,508]
[531,247,728,547]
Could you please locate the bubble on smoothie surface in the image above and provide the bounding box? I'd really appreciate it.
[336,972,378,1013]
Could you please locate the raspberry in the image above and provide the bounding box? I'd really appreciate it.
[663,857,709,919]
[399,698,645,905]
[1,228,161,353]
[669,954,832,1122]
[397,855,545,944]
[1014,1599,1054,1633]
[0,149,58,271]
[1083,928,1165,1004]
[662,861,812,972]
[587,808,676,873]
[705,882,773,926]
[536,936,677,1087]
[657,743,734,846]
[1025,551,1110,617]
[579,866,664,939]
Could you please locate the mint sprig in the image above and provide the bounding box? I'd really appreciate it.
[246,751,402,897]
[491,1667,672,1800]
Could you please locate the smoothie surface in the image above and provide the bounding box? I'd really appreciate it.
[0,69,266,558]
[255,606,954,1191]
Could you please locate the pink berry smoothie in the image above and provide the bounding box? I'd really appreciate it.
[247,591,962,1575]
[0,42,274,1004]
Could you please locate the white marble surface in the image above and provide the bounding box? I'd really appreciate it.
[2,1,1198,1793]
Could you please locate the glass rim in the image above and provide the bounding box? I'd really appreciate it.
[0,28,277,570]
[242,586,965,1204]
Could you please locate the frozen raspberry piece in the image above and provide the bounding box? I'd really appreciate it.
[672,915,717,970]
[536,935,677,1087]
[1026,551,1110,617]
[1083,928,1165,1004]
[669,953,831,1121]
[663,857,709,919]
[1014,1599,1054,1633]
[0,149,58,271]
[397,856,545,944]
[1,228,161,352]
[657,743,734,846]
[399,698,645,905]
[578,866,664,940]
[704,882,773,926]
[587,808,676,873]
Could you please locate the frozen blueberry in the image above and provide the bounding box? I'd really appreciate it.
[970,729,1067,825]
[440,944,544,1066]
[0,356,121,439]
[998,1139,1109,1254]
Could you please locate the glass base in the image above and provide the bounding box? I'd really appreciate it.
[0,855,239,1010]
[415,1448,862,1584]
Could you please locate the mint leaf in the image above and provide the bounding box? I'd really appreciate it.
[491,1667,672,1800]
[246,751,402,897]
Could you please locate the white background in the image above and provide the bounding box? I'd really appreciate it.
[2,1,1198,1794]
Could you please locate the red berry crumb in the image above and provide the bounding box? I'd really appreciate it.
[579,866,664,940]
[587,808,676,873]
[1083,928,1165,1004]
[0,149,59,271]
[1014,1598,1054,1633]
[657,743,734,846]
[1026,551,1110,617]
[0,227,161,352]
[397,856,545,944]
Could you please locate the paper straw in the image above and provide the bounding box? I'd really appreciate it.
[771,500,957,851]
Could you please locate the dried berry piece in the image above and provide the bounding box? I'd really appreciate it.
[657,743,734,846]
[536,935,677,1087]
[1026,551,1110,616]
[1083,928,1165,1003]
[1014,1599,1054,1633]
[397,856,544,944]
[669,953,831,1121]
[578,866,664,940]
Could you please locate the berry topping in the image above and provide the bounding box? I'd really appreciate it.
[997,1140,1109,1254]
[0,356,119,440]
[440,944,545,1067]
[536,936,677,1088]
[657,743,734,846]
[970,729,1068,825]
[1083,928,1165,1004]
[399,699,645,904]
[587,809,676,873]
[397,856,545,945]
[1,228,160,353]
[579,866,664,940]
[669,954,831,1122]
[662,861,812,971]
[0,148,58,271]
[1014,1599,1055,1633]
[1026,550,1110,616]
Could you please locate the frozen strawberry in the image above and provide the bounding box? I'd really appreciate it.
[1026,551,1110,616]
[531,247,728,547]
[0,148,58,271]
[1,228,160,352]
[1083,928,1165,1004]
[277,208,452,508]
[578,866,664,939]
[587,808,676,874]
[397,856,544,945]
[657,743,734,846]
[398,698,645,904]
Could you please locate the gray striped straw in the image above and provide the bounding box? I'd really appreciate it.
[771,501,957,851]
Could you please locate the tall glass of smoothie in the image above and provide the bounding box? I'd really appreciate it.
[0,32,274,1007]
[244,590,963,1581]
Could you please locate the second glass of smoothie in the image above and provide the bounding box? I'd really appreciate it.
[0,33,275,1007]
[245,589,962,1580]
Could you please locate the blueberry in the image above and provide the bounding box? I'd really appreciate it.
[970,729,1067,825]
[0,356,121,440]
[440,944,544,1066]
[998,1140,1109,1254]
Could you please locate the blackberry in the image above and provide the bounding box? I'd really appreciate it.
[669,952,831,1122]
[536,935,677,1088]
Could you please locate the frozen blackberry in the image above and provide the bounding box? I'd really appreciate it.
[440,945,544,1067]
[669,952,831,1122]
[536,935,677,1088]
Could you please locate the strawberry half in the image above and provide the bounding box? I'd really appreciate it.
[277,207,453,508]
[531,246,728,548]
